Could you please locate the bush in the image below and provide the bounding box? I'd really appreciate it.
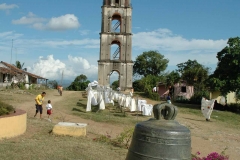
[175,98,190,104]
[132,80,143,92]
[225,103,240,113]
[189,91,209,105]
[19,82,25,89]
[113,127,134,148]
[175,91,209,105]
[189,95,202,105]
[93,127,134,149]
[148,92,160,101]
[0,101,15,116]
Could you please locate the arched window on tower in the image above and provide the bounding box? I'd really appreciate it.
[109,70,119,89]
[111,14,121,33]
[111,40,120,60]
[115,0,120,6]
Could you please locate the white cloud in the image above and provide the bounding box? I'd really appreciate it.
[132,28,228,71]
[133,28,227,51]
[27,55,66,80]
[27,55,98,81]
[0,31,13,37]
[12,12,46,24]
[12,13,80,31]
[66,55,98,80]
[42,39,99,48]
[0,31,24,58]
[0,35,99,50]
[0,3,18,10]
[46,14,80,31]
[68,55,90,69]
[79,30,90,35]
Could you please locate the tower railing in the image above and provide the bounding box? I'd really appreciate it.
[112,21,120,32]
[112,47,120,59]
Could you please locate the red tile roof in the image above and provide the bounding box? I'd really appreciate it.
[0,61,46,79]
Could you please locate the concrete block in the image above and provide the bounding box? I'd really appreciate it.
[53,122,87,137]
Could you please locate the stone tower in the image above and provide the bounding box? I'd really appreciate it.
[98,0,133,91]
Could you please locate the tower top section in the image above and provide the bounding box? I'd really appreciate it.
[102,0,132,8]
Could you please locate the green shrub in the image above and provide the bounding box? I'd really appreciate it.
[19,82,25,89]
[226,103,240,113]
[175,91,209,105]
[93,133,111,144]
[113,127,134,148]
[0,101,15,116]
[189,91,209,105]
[175,98,190,104]
[144,90,160,101]
[93,127,134,149]
[149,92,160,101]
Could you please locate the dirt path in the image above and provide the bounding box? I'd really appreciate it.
[177,114,240,159]
[2,89,240,159]
[14,90,126,138]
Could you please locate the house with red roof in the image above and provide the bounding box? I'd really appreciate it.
[0,61,47,89]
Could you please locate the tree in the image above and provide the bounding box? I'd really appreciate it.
[139,74,164,100]
[111,80,119,90]
[133,50,169,77]
[48,80,58,89]
[177,60,209,86]
[13,61,25,69]
[67,74,90,91]
[165,71,181,87]
[207,37,240,96]
[165,71,181,97]
[177,60,210,96]
[74,74,87,83]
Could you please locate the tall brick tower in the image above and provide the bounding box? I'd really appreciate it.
[98,0,133,91]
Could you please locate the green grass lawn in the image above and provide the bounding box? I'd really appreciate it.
[0,117,128,160]
[175,102,240,129]
[1,90,240,160]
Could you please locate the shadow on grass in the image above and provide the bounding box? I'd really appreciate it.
[182,117,206,122]
[72,108,86,113]
[53,95,61,96]
[130,113,144,117]
[76,102,86,108]
[112,113,127,117]
[173,102,201,110]
[72,104,99,113]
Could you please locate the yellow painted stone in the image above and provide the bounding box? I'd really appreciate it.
[0,109,27,140]
[53,122,87,137]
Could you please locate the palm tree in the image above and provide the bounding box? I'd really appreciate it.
[13,61,25,69]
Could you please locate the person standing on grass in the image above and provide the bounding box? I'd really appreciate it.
[46,100,53,121]
[59,86,63,96]
[167,94,171,104]
[58,85,63,96]
[34,92,46,119]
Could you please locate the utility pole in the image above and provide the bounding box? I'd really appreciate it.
[9,39,13,83]
[15,47,18,62]
[61,70,64,86]
[10,39,13,64]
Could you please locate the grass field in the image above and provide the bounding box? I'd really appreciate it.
[0,89,240,159]
[175,102,240,129]
[0,117,128,160]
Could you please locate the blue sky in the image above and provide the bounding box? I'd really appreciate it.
[1,0,240,84]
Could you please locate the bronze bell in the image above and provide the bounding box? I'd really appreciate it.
[126,103,191,160]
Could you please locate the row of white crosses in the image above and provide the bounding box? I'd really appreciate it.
[85,81,153,116]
